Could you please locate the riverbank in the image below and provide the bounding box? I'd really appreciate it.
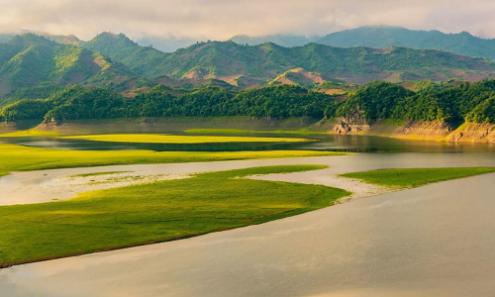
[329,119,495,144]
[2,152,494,267]
[2,159,495,297]
[2,117,495,144]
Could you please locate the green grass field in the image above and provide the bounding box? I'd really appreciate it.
[62,133,314,144]
[185,128,326,137]
[341,167,495,188]
[0,165,350,267]
[0,143,341,177]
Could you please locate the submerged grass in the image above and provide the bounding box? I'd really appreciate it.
[62,133,314,144]
[0,165,349,267]
[341,167,495,188]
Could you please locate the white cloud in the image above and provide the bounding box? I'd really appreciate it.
[0,0,494,40]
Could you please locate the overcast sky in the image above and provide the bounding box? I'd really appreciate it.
[2,0,495,40]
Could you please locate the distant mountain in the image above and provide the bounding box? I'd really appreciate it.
[0,34,134,97]
[230,34,313,47]
[0,34,13,43]
[135,36,199,53]
[157,41,495,84]
[317,26,495,60]
[2,30,495,100]
[83,32,171,78]
[42,34,82,46]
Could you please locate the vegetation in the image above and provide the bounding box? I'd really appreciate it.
[185,128,326,136]
[0,143,338,177]
[1,85,337,122]
[0,34,132,97]
[2,31,495,100]
[317,26,495,61]
[466,96,495,123]
[232,26,495,61]
[341,167,495,188]
[3,80,495,126]
[0,165,350,267]
[63,133,312,144]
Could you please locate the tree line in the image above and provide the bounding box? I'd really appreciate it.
[1,81,494,125]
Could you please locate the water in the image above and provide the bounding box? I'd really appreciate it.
[1,153,495,296]
[2,134,494,153]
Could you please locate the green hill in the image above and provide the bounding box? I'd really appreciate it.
[153,41,495,84]
[0,34,134,97]
[317,26,495,61]
[2,80,494,125]
[83,32,171,78]
[80,34,495,85]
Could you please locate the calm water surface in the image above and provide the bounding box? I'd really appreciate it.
[2,134,495,153]
[1,152,495,297]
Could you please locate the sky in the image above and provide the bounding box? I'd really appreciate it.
[1,0,495,40]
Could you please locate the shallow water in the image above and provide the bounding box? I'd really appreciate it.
[3,134,495,153]
[1,153,494,205]
[1,153,495,296]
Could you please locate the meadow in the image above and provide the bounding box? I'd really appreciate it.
[341,167,495,188]
[0,143,337,177]
[0,165,349,267]
[62,133,314,144]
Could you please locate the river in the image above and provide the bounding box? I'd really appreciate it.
[1,152,495,296]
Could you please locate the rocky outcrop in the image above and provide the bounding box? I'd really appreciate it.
[447,123,495,143]
[330,119,452,141]
[328,118,495,143]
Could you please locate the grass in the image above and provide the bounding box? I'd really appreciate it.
[0,165,350,267]
[62,133,314,144]
[341,167,495,188]
[0,143,342,177]
[185,128,326,137]
[0,129,59,138]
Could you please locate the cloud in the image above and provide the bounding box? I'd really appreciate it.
[0,0,494,40]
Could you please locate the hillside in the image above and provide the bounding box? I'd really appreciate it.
[230,26,495,61]
[230,34,312,47]
[0,34,135,98]
[317,26,495,61]
[78,33,495,85]
[2,80,494,124]
[83,32,171,78]
[157,41,495,84]
[1,32,494,97]
[269,68,326,87]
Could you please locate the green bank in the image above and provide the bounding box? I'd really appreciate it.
[0,143,340,177]
[341,167,495,188]
[0,165,349,267]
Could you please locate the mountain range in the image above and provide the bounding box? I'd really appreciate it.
[231,26,495,61]
[2,27,495,101]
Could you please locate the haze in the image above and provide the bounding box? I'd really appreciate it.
[1,0,495,40]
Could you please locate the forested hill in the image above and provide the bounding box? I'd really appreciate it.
[317,26,495,61]
[0,34,135,98]
[2,32,495,101]
[231,26,495,61]
[84,35,495,84]
[1,81,494,126]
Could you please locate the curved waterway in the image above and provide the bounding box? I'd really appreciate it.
[1,152,495,296]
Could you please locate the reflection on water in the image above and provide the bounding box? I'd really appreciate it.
[2,134,494,153]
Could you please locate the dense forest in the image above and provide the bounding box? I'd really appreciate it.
[1,81,494,125]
